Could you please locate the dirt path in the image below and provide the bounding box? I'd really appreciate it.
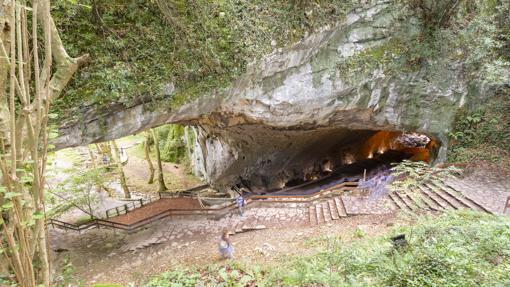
[51,213,401,286]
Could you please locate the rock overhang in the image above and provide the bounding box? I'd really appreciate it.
[54,0,486,189]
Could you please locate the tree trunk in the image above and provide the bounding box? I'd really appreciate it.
[88,144,97,167]
[0,0,87,285]
[151,128,167,192]
[144,131,155,184]
[111,140,131,198]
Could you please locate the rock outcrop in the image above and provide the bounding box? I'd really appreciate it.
[55,1,489,190]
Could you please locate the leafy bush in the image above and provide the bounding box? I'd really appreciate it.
[390,160,461,194]
[147,210,510,286]
[158,125,187,163]
[448,89,510,166]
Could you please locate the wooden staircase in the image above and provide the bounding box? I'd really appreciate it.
[387,181,490,215]
[309,197,347,225]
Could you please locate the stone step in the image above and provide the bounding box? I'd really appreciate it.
[334,197,347,217]
[328,199,340,220]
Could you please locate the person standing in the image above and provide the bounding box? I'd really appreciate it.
[235,195,246,216]
[218,229,234,259]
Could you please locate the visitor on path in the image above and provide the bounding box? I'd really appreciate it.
[218,229,234,259]
[236,195,246,216]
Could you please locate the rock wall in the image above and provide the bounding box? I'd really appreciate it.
[56,1,489,190]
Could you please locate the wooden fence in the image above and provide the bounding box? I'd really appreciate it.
[48,181,358,233]
[105,194,161,219]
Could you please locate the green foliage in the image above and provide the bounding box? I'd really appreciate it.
[146,263,264,287]
[389,160,462,194]
[46,166,108,217]
[147,210,510,286]
[157,124,186,163]
[54,255,81,287]
[73,214,95,226]
[342,0,510,85]
[448,89,510,165]
[52,0,355,118]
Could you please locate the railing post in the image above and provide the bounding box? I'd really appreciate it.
[124,204,128,214]
[139,198,144,207]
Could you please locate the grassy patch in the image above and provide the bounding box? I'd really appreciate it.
[147,210,510,286]
[73,215,95,226]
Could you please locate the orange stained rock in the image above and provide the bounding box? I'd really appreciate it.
[359,131,402,158]
[356,131,438,163]
[401,147,431,162]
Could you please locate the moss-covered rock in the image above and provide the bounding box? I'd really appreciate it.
[53,0,357,119]
[54,0,510,188]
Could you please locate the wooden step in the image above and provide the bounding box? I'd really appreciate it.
[424,183,462,210]
[334,197,347,217]
[234,221,244,233]
[417,185,452,210]
[411,190,441,212]
[309,206,318,225]
[322,202,332,223]
[386,193,404,210]
[392,192,416,212]
[403,193,431,211]
[431,182,488,213]
[316,204,324,224]
[328,199,340,220]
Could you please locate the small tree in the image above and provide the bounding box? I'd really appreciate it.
[151,128,167,192]
[144,131,155,184]
[110,140,130,198]
[0,0,88,285]
[390,160,462,194]
[48,167,107,219]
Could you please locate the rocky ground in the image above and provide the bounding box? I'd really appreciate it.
[50,213,400,286]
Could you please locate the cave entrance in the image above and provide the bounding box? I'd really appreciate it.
[233,128,439,194]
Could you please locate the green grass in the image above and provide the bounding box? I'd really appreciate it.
[146,210,510,286]
[73,215,95,226]
[53,148,83,167]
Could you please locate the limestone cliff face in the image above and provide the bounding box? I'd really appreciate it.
[56,1,488,189]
